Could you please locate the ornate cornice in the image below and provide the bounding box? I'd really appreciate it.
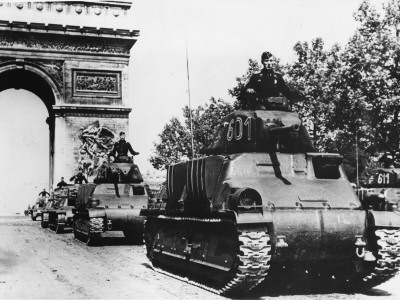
[53,105,131,118]
[0,31,133,55]
[0,2,139,39]
[0,2,132,20]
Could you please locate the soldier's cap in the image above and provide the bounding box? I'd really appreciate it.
[261,51,273,61]
[120,132,125,136]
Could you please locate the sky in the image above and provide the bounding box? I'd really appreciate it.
[0,0,386,214]
[128,0,366,173]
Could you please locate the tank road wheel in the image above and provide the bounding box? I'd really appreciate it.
[74,216,105,246]
[144,216,271,296]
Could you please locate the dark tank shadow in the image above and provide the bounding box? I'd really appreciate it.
[100,236,144,246]
[247,276,393,298]
[141,263,154,270]
[359,288,392,297]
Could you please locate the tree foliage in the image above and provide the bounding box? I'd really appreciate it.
[150,98,234,170]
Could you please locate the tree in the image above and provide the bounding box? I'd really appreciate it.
[150,98,234,170]
[226,0,400,182]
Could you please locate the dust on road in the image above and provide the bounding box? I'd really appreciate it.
[0,216,399,299]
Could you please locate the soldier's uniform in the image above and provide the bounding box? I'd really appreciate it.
[109,139,139,162]
[242,51,301,110]
[244,70,294,100]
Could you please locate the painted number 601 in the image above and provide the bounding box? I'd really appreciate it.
[227,117,252,141]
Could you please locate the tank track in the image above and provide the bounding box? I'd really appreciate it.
[145,216,271,296]
[89,217,105,236]
[361,228,400,287]
[74,216,105,246]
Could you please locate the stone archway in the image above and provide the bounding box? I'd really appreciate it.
[0,1,139,190]
[0,61,60,187]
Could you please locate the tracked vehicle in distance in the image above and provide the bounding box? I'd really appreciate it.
[73,159,149,246]
[141,97,400,296]
[47,185,79,233]
[359,167,400,211]
[41,199,56,228]
[29,197,47,221]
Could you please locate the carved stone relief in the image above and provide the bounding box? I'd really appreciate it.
[73,70,121,97]
[0,32,130,55]
[77,121,116,179]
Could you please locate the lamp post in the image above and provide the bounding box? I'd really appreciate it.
[355,119,361,189]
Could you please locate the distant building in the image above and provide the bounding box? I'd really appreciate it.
[143,171,166,193]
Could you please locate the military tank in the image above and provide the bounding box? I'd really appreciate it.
[40,199,57,228]
[359,167,400,211]
[47,185,79,233]
[29,197,46,221]
[73,159,149,246]
[141,97,400,296]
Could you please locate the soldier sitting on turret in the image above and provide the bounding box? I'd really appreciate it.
[109,132,139,163]
[241,51,301,110]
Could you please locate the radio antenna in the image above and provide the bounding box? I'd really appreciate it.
[186,35,195,158]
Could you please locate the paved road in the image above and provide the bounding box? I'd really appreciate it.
[0,216,399,299]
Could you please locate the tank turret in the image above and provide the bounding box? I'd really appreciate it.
[202,107,314,155]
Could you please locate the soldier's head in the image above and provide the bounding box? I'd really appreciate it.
[61,177,64,181]
[120,132,126,140]
[261,51,276,70]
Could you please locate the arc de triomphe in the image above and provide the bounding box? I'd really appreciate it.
[0,1,139,188]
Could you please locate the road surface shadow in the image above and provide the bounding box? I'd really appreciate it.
[100,236,143,247]
[248,277,393,298]
[141,263,153,270]
[0,249,18,275]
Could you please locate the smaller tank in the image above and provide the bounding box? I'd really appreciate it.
[359,167,400,211]
[29,197,46,221]
[73,160,149,245]
[47,185,79,233]
[41,199,57,228]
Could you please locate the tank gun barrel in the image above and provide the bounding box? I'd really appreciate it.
[264,123,301,136]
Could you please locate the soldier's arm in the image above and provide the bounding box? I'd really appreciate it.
[127,142,136,155]
[243,74,258,93]
[276,74,302,101]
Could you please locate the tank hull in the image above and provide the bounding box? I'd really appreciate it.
[143,109,400,295]
[48,207,74,233]
[142,151,400,296]
[73,183,148,245]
